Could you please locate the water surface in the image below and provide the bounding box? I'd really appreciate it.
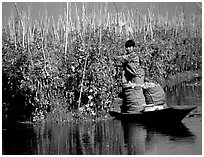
[2,83,202,155]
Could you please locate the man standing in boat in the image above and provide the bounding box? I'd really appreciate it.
[117,39,146,113]
[117,40,167,113]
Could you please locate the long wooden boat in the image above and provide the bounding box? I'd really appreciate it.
[109,106,196,124]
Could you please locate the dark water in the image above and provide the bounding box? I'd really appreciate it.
[2,84,202,155]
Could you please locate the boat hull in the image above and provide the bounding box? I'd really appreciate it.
[109,106,196,124]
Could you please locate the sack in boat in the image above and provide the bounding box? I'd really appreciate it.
[143,83,166,105]
[121,86,146,113]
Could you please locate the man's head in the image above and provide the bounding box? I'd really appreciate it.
[125,40,135,54]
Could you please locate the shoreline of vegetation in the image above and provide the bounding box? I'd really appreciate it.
[2,3,202,123]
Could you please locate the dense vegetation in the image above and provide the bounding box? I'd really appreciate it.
[2,3,202,122]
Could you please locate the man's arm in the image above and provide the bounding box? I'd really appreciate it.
[121,70,127,84]
[116,52,139,62]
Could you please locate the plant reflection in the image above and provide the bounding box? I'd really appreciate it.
[2,118,197,155]
[121,121,195,155]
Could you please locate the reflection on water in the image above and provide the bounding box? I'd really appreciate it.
[122,122,147,154]
[2,84,202,155]
[166,83,202,107]
[2,118,201,155]
[2,123,38,155]
[121,121,196,155]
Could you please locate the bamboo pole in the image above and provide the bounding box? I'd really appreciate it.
[14,2,23,48]
[78,45,90,108]
[64,2,69,60]
[78,2,87,108]
[99,3,102,52]
[26,6,34,67]
[148,8,153,40]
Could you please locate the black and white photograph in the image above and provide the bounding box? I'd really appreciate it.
[2,1,202,155]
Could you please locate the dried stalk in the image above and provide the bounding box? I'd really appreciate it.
[78,2,89,108]
[64,2,69,59]
[78,47,90,108]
